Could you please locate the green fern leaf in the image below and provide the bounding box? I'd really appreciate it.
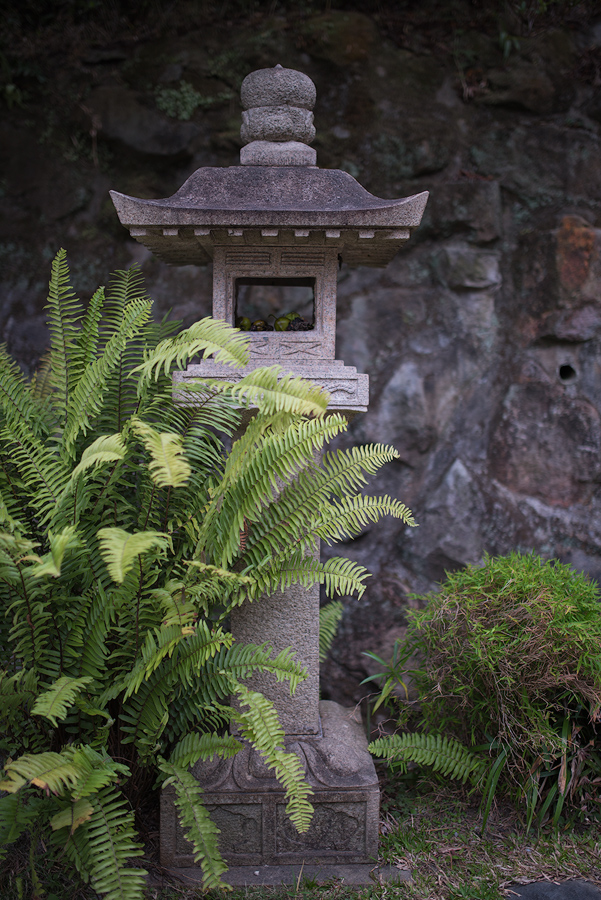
[50,798,94,833]
[31,525,80,578]
[70,433,126,481]
[368,732,487,786]
[168,731,241,770]
[63,297,152,455]
[159,760,228,890]
[45,249,84,421]
[227,366,329,418]
[97,527,169,583]
[132,419,191,487]
[0,751,81,795]
[32,675,93,727]
[319,601,344,663]
[133,316,249,386]
[232,685,313,832]
[83,784,146,900]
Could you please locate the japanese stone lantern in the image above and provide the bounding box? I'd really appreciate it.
[111,65,427,884]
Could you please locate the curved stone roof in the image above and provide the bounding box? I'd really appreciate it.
[110,167,428,267]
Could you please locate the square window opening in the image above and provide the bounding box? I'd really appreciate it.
[235,278,315,332]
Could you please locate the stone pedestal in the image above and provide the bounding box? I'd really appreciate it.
[160,701,380,868]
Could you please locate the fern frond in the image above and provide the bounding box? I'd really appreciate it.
[201,414,347,569]
[50,797,94,834]
[368,732,487,785]
[82,784,146,900]
[97,528,169,583]
[2,422,70,523]
[0,345,53,436]
[45,248,84,420]
[245,553,371,601]
[71,286,104,385]
[32,676,93,727]
[233,686,313,832]
[0,751,81,795]
[70,434,126,481]
[227,366,329,418]
[31,525,80,578]
[168,731,241,770]
[319,601,344,663]
[133,317,249,387]
[159,760,227,890]
[63,297,152,456]
[132,419,191,488]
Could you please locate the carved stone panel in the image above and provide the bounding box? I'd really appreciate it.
[276,802,365,853]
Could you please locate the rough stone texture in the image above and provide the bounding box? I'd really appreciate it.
[4,5,601,713]
[231,581,321,735]
[86,86,202,156]
[161,701,379,868]
[167,863,410,886]
[240,141,317,167]
[241,66,316,111]
[241,106,315,144]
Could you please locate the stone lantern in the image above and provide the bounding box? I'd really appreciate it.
[111,65,427,885]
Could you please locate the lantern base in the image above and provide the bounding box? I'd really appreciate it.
[160,701,380,869]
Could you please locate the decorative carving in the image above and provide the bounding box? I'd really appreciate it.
[207,804,262,854]
[249,339,323,358]
[280,250,325,266]
[225,250,271,265]
[276,803,364,853]
[317,379,357,398]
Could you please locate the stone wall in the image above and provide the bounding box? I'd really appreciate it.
[2,4,601,707]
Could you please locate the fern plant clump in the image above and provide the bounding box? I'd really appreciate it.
[0,250,415,898]
[369,553,601,829]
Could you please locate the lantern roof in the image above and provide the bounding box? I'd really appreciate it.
[110,65,428,268]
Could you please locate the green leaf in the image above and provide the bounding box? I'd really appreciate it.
[97,527,170,583]
[319,601,344,663]
[32,675,93,727]
[50,798,94,833]
[232,685,314,833]
[70,434,126,481]
[159,760,228,890]
[132,418,191,487]
[31,525,80,578]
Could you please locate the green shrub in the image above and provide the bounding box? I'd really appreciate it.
[0,250,415,898]
[369,553,601,829]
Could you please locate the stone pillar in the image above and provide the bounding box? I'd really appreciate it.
[231,580,321,737]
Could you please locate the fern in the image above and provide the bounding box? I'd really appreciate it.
[369,732,487,786]
[159,761,227,890]
[133,316,249,386]
[319,601,344,663]
[75,785,146,900]
[98,528,170,583]
[32,675,93,726]
[45,249,84,422]
[0,252,416,894]
[232,685,314,832]
[132,419,191,488]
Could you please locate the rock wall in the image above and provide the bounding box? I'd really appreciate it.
[2,4,601,706]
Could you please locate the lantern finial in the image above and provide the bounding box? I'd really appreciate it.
[240,65,317,166]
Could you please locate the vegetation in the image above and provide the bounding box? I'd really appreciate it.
[368,553,601,831]
[0,251,415,899]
